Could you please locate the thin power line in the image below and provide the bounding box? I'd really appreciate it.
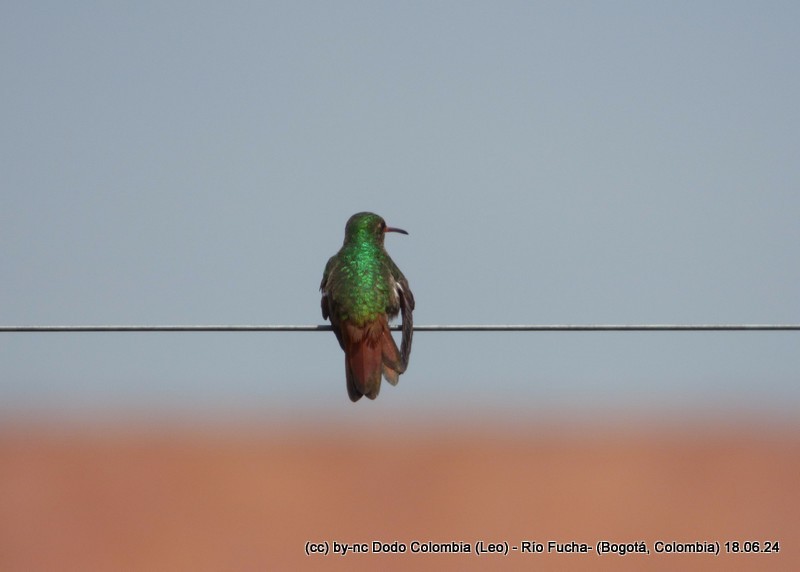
[0,324,798,332]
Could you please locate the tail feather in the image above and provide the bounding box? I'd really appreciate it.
[380,325,404,385]
[382,363,401,386]
[345,337,382,401]
[341,316,407,400]
[342,320,382,401]
[345,356,366,401]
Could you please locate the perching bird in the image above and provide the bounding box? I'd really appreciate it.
[320,212,414,401]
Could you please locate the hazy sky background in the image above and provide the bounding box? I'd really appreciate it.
[2,2,798,421]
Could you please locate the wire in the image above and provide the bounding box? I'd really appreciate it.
[1,324,798,332]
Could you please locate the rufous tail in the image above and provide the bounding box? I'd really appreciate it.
[342,316,404,401]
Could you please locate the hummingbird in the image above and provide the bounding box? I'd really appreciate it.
[320,212,415,401]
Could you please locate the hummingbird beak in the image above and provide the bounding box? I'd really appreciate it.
[385,226,408,235]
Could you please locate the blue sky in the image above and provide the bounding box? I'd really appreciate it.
[2,2,798,419]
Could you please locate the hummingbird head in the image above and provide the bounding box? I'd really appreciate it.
[344,212,408,246]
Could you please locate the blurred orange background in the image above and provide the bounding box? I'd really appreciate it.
[1,416,796,571]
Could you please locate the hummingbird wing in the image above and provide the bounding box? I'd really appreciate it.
[320,256,345,350]
[320,256,335,320]
[396,276,415,370]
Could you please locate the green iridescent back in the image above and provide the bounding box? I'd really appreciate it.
[322,213,404,325]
